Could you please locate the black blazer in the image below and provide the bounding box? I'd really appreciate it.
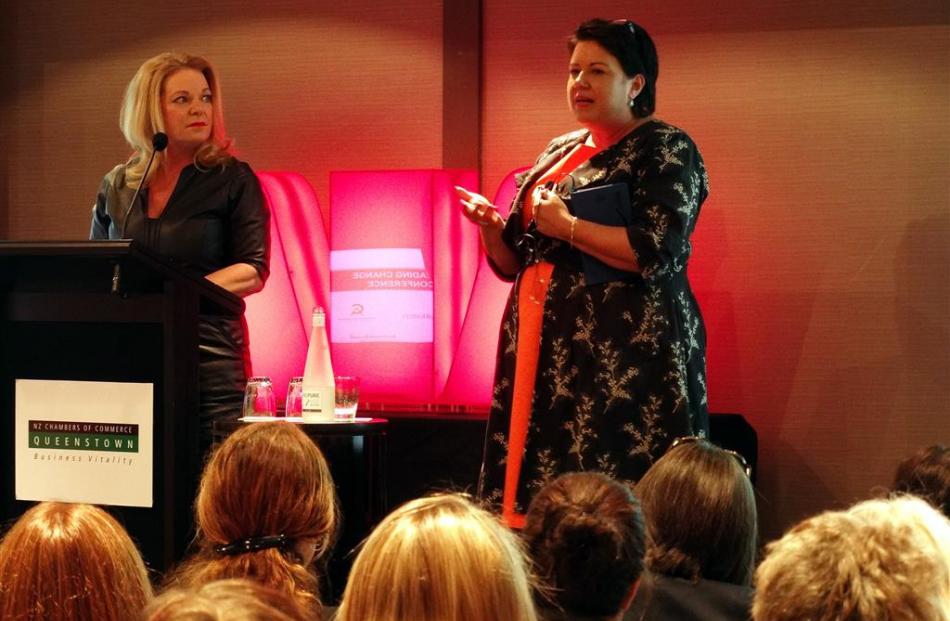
[624,571,753,621]
[90,159,269,283]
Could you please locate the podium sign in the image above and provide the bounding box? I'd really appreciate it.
[15,379,153,507]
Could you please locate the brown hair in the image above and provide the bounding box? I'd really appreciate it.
[168,422,338,615]
[524,472,645,618]
[336,494,538,621]
[635,438,757,585]
[894,444,950,518]
[120,52,234,188]
[753,496,950,621]
[0,502,153,621]
[145,578,315,621]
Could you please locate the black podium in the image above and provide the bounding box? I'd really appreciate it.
[0,240,243,571]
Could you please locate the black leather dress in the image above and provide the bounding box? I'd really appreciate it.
[90,160,269,454]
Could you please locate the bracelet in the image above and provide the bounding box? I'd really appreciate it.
[569,216,578,248]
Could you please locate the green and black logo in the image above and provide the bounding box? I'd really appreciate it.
[28,420,140,453]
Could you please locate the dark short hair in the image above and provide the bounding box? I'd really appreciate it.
[894,445,950,518]
[568,18,659,118]
[524,472,646,617]
[636,439,758,586]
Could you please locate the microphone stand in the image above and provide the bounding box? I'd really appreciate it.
[112,133,168,295]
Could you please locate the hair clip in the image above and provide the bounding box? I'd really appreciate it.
[214,534,289,556]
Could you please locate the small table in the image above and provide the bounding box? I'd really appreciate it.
[212,417,389,602]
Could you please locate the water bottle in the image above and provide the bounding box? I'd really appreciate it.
[301,307,335,421]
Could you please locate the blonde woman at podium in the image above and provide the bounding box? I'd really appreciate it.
[90,52,269,455]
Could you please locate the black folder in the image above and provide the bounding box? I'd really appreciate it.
[571,183,636,285]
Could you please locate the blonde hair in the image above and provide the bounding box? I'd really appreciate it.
[144,579,315,621]
[168,423,338,616]
[337,494,538,621]
[0,502,153,621]
[120,52,234,188]
[753,495,950,621]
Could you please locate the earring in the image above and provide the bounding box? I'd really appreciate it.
[628,94,638,107]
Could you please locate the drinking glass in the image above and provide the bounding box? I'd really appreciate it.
[243,376,276,418]
[285,376,303,418]
[333,376,360,422]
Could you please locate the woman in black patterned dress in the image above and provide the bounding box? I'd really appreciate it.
[457,18,709,527]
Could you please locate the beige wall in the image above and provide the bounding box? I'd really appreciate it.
[2,0,948,541]
[1,0,444,238]
[483,2,949,538]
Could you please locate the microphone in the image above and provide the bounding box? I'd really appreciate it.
[119,132,168,239]
[112,132,167,295]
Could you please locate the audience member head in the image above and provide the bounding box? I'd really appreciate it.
[144,578,314,621]
[635,436,757,585]
[120,52,233,187]
[523,472,645,619]
[753,495,950,621]
[337,493,537,621]
[170,422,338,615]
[0,501,152,621]
[894,444,950,518]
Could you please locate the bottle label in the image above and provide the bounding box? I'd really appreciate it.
[301,390,327,415]
[312,308,326,328]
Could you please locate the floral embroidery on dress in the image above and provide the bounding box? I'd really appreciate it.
[624,393,668,464]
[627,286,668,355]
[566,272,586,299]
[601,281,627,303]
[596,453,619,479]
[596,339,640,410]
[545,337,579,408]
[491,377,511,412]
[531,449,561,493]
[572,295,597,355]
[564,394,596,469]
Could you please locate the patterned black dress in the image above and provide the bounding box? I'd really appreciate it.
[478,120,709,516]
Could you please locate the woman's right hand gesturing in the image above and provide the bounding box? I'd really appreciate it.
[454,185,520,276]
[455,186,504,231]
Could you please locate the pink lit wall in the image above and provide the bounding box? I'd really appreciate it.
[329,170,480,403]
[246,168,519,406]
[244,172,331,402]
[439,169,524,404]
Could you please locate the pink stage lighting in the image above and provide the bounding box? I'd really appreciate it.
[244,171,331,403]
[245,169,522,408]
